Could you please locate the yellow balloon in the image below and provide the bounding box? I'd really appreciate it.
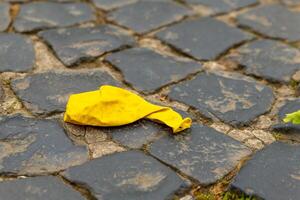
[64,85,192,134]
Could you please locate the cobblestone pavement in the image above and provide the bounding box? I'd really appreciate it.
[0,0,300,199]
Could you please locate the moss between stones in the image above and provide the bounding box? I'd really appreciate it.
[222,191,257,200]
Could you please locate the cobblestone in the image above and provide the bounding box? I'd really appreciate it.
[14,2,95,32]
[0,33,35,72]
[156,17,252,60]
[39,25,135,67]
[231,142,300,200]
[0,115,89,175]
[62,151,188,200]
[106,47,202,93]
[169,72,274,126]
[12,70,120,115]
[92,0,137,10]
[108,1,190,33]
[0,3,10,32]
[0,176,84,200]
[237,4,300,41]
[149,124,251,185]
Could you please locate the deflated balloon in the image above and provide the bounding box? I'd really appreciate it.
[64,85,192,133]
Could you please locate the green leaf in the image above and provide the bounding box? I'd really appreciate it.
[283,110,300,124]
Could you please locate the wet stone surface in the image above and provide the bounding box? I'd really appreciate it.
[185,0,258,15]
[236,4,300,41]
[149,124,251,185]
[100,120,166,149]
[272,99,300,142]
[156,17,251,60]
[228,39,300,83]
[231,142,300,200]
[62,150,188,200]
[39,25,134,67]
[0,176,84,200]
[0,33,35,72]
[0,115,89,175]
[13,2,95,32]
[0,3,10,32]
[12,70,120,115]
[108,1,190,33]
[92,0,137,10]
[169,72,274,126]
[106,47,202,93]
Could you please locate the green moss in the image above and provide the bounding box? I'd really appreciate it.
[222,191,257,200]
[194,193,216,200]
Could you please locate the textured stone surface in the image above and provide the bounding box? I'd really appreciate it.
[0,83,3,101]
[169,72,274,126]
[281,0,300,5]
[231,142,300,200]
[12,70,119,115]
[229,39,300,83]
[62,151,187,200]
[0,115,89,175]
[99,120,166,149]
[186,0,257,15]
[0,33,35,72]
[106,47,202,93]
[39,25,134,67]
[149,124,251,185]
[0,176,84,200]
[108,1,190,33]
[156,17,251,60]
[237,4,300,41]
[14,2,95,32]
[92,0,137,10]
[0,3,10,32]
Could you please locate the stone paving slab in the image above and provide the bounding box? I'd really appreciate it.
[62,150,188,200]
[0,176,84,200]
[13,2,95,32]
[0,2,10,32]
[108,1,190,33]
[281,0,300,5]
[105,47,202,93]
[185,0,258,15]
[236,4,300,41]
[156,17,251,60]
[169,72,274,126]
[92,0,137,10]
[149,124,251,185]
[0,115,89,175]
[228,39,300,83]
[0,33,35,72]
[39,25,134,67]
[98,119,166,149]
[231,142,300,200]
[12,70,120,115]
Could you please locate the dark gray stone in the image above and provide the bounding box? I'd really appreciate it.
[0,33,35,72]
[0,3,10,32]
[237,4,300,41]
[62,150,187,200]
[156,17,251,60]
[92,0,137,10]
[272,99,300,141]
[100,120,166,149]
[231,142,300,200]
[12,70,120,115]
[169,72,274,126]
[108,1,190,33]
[13,2,95,32]
[39,25,134,67]
[228,39,300,83]
[106,47,202,93]
[0,176,84,200]
[185,0,258,15]
[149,124,251,185]
[0,115,89,175]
